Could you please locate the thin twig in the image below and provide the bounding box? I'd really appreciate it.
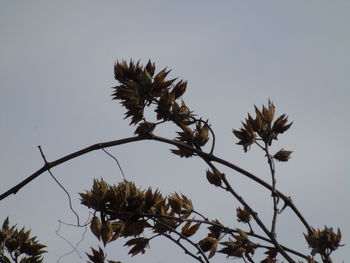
[55,221,83,261]
[37,146,80,226]
[54,214,91,263]
[263,142,279,237]
[152,218,209,263]
[191,117,216,155]
[192,210,209,221]
[162,232,206,263]
[99,146,126,181]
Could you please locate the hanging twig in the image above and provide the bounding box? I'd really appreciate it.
[99,146,126,181]
[55,220,88,262]
[37,146,80,226]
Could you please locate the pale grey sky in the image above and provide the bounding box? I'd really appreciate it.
[0,1,349,262]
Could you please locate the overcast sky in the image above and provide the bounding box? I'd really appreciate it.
[0,1,349,262]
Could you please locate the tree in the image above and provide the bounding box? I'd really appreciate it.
[0,60,343,263]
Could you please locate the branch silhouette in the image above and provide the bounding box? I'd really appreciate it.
[1,60,342,263]
[0,134,311,236]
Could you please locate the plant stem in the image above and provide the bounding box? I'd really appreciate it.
[262,142,279,236]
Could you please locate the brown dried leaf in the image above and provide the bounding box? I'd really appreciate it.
[273,149,293,162]
[153,68,171,90]
[180,194,193,212]
[232,126,256,152]
[124,237,149,256]
[90,217,102,241]
[236,229,248,242]
[236,207,251,223]
[168,193,182,214]
[134,122,156,136]
[208,219,223,239]
[208,238,219,259]
[272,114,293,135]
[206,169,222,187]
[198,237,218,252]
[153,218,178,234]
[101,222,113,246]
[181,221,201,237]
[145,60,155,77]
[122,221,147,237]
[87,247,105,263]
[110,222,125,241]
[262,101,275,124]
[2,216,9,233]
[218,241,245,257]
[195,121,210,147]
[140,70,153,87]
[170,146,194,158]
[172,80,187,99]
[264,249,277,258]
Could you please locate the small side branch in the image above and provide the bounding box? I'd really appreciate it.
[257,141,279,236]
[99,146,126,181]
[37,146,80,226]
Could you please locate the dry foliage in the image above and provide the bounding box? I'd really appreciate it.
[0,217,46,263]
[1,60,343,263]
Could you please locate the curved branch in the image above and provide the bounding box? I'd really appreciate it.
[0,137,145,201]
[0,134,311,234]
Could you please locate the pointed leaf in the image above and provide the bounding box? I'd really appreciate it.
[101,222,113,246]
[273,149,293,162]
[182,222,201,237]
[90,217,102,241]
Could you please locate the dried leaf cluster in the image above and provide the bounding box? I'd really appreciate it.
[80,179,268,263]
[112,60,211,157]
[112,60,187,126]
[80,179,195,261]
[233,100,293,157]
[198,223,257,260]
[218,229,255,259]
[304,227,342,263]
[86,61,342,263]
[1,60,343,263]
[0,217,46,263]
[236,207,251,224]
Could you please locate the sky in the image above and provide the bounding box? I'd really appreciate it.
[0,1,349,262]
